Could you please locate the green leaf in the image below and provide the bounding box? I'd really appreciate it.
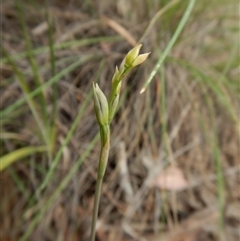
[1,146,47,171]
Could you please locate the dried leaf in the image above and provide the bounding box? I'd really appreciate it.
[153,166,188,191]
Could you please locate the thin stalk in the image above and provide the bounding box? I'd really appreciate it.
[90,125,110,241]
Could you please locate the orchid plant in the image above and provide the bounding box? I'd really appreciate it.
[90,44,150,241]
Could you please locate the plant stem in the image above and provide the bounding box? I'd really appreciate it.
[90,125,110,241]
[90,44,149,240]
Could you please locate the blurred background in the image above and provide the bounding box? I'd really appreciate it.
[1,0,239,240]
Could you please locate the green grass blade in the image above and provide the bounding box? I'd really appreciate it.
[160,66,167,153]
[1,146,47,171]
[199,94,225,241]
[45,0,58,154]
[223,37,239,76]
[213,136,225,241]
[7,167,30,200]
[146,87,158,155]
[45,3,56,77]
[140,0,196,93]
[15,0,48,123]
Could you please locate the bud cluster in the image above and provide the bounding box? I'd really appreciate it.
[93,44,150,126]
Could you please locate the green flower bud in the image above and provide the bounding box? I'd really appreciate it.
[93,83,109,126]
[108,44,150,123]
[119,44,150,73]
[111,66,120,86]
[131,52,150,67]
[125,44,142,67]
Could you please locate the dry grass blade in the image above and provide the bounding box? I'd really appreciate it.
[101,16,137,46]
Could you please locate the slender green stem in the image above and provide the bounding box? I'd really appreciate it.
[108,68,130,122]
[90,125,110,241]
[89,175,103,241]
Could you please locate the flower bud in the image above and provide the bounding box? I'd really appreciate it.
[112,66,120,85]
[119,44,150,73]
[125,44,142,67]
[93,83,109,125]
[132,52,150,67]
